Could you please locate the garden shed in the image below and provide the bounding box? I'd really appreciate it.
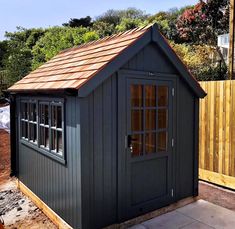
[8,24,206,229]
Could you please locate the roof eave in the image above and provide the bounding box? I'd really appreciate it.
[7,88,78,96]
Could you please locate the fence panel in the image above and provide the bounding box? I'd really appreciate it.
[199,80,235,189]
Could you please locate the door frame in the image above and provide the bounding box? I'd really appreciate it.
[117,69,177,222]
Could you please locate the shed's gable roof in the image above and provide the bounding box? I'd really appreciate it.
[8,24,206,98]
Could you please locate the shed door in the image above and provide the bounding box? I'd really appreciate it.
[118,75,175,221]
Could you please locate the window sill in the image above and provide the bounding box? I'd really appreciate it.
[20,139,66,165]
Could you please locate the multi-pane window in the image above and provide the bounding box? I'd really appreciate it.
[130,84,169,157]
[20,99,64,161]
[20,101,37,144]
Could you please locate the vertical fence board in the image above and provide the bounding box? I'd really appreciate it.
[199,80,235,190]
[199,82,206,169]
[231,81,235,176]
[225,81,231,175]
[209,81,215,172]
[222,82,226,174]
[214,82,219,173]
[218,82,224,174]
[205,83,210,170]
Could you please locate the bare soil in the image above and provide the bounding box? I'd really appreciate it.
[199,180,235,211]
[0,130,10,185]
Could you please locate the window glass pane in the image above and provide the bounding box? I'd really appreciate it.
[39,105,43,124]
[40,127,49,149]
[45,105,49,125]
[157,132,167,152]
[51,129,56,151]
[52,130,63,155]
[21,121,25,138]
[40,104,49,125]
[145,132,156,154]
[158,109,168,129]
[39,127,44,146]
[29,103,36,122]
[21,121,28,139]
[132,134,143,157]
[131,85,143,107]
[29,123,37,143]
[145,109,156,131]
[131,110,143,132]
[158,86,168,107]
[52,105,62,128]
[57,106,62,128]
[145,85,156,107]
[21,102,28,120]
[51,106,56,127]
[29,123,33,141]
[57,131,63,154]
[25,103,28,120]
[32,103,36,122]
[39,104,43,124]
[25,122,28,139]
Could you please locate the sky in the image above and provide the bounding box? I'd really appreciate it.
[0,0,198,40]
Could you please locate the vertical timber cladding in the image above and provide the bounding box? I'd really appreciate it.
[199,80,235,190]
[80,74,117,229]
[176,79,197,199]
[17,95,82,229]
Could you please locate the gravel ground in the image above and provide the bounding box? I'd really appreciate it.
[0,180,57,229]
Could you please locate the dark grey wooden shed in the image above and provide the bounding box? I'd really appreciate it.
[8,24,206,229]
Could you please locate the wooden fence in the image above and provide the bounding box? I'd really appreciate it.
[199,80,235,190]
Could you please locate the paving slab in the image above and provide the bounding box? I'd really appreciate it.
[181,221,214,229]
[141,211,194,229]
[177,200,235,229]
[129,200,235,229]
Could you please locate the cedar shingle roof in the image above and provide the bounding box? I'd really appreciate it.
[8,25,151,91]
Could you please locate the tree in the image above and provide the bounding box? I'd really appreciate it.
[96,9,121,26]
[176,0,229,45]
[4,27,45,84]
[116,18,144,32]
[96,8,148,27]
[92,21,116,37]
[93,8,148,37]
[170,42,227,80]
[147,6,193,41]
[32,27,99,69]
[205,0,229,35]
[118,8,149,20]
[0,40,8,69]
[63,16,93,28]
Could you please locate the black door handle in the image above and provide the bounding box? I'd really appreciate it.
[127,135,137,148]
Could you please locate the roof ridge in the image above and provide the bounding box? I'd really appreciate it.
[59,25,152,55]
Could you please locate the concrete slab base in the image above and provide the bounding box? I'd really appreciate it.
[129,200,235,229]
